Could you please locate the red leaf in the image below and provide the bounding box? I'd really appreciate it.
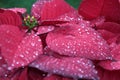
[31,0,75,21]
[97,30,115,42]
[97,22,120,34]
[78,0,120,23]
[78,0,104,20]
[99,60,120,70]
[0,25,43,68]
[0,25,23,66]
[0,54,8,77]
[30,55,98,80]
[101,0,120,24]
[11,34,43,68]
[46,23,111,60]
[111,44,120,60]
[96,66,120,80]
[0,10,22,26]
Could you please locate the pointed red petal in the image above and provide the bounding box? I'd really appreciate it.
[101,0,120,23]
[0,10,22,26]
[0,54,8,77]
[78,0,104,19]
[31,0,75,20]
[46,23,111,60]
[11,34,43,68]
[99,60,120,70]
[97,30,115,42]
[111,44,120,60]
[97,22,120,34]
[0,13,9,25]
[30,55,98,80]
[0,25,23,65]
[78,0,120,23]
[96,66,120,80]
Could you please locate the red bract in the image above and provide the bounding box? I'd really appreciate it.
[0,9,22,26]
[99,60,120,70]
[78,0,104,20]
[111,44,120,60]
[78,0,120,24]
[1,0,120,80]
[97,30,115,42]
[0,54,8,77]
[78,0,120,79]
[101,0,120,24]
[7,8,26,14]
[96,66,120,80]
[11,34,43,68]
[96,22,120,34]
[46,23,111,60]
[0,8,43,78]
[31,0,75,21]
[0,25,23,66]
[0,25,43,69]
[30,55,98,80]
[4,67,78,80]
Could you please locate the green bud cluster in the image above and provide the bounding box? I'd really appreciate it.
[24,15,38,31]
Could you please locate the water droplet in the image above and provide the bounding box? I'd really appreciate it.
[31,42,35,46]
[0,57,2,60]
[20,55,24,58]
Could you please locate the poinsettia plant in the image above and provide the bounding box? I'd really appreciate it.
[0,0,120,80]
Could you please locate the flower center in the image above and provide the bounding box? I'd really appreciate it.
[24,15,38,31]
